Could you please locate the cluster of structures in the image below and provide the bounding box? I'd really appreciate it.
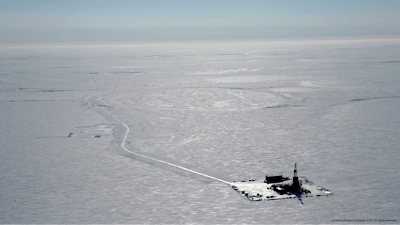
[230,163,333,202]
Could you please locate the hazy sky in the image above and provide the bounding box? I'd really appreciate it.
[1,0,400,43]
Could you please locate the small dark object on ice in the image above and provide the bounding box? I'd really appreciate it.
[68,133,73,137]
[94,135,101,138]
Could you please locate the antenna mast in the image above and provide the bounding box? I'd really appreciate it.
[293,163,300,187]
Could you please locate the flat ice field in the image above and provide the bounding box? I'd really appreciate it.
[1,39,399,223]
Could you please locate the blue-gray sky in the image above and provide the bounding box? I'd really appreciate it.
[1,0,400,43]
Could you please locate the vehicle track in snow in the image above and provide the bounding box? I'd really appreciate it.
[85,95,231,185]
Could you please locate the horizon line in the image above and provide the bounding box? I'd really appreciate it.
[2,36,400,49]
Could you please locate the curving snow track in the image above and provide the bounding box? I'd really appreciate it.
[106,111,231,185]
[85,96,229,184]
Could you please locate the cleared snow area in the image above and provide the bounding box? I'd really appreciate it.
[231,177,333,202]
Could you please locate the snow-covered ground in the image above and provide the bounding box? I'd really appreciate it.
[1,39,399,223]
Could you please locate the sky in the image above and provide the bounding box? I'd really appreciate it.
[1,0,400,43]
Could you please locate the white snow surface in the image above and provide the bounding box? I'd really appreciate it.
[1,39,400,223]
